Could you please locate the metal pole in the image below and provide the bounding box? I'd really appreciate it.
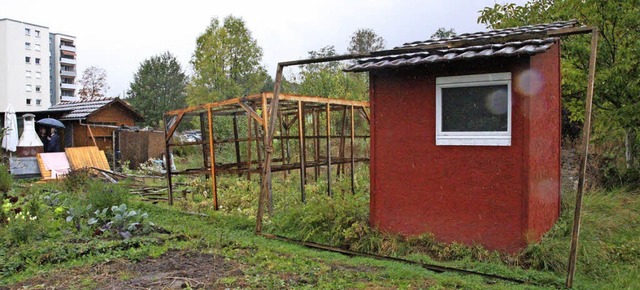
[566,28,598,289]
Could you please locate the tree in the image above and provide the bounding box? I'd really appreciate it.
[478,0,640,170]
[127,52,187,127]
[187,15,271,105]
[78,66,109,99]
[347,28,386,54]
[431,27,457,39]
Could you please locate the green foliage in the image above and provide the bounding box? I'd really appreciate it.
[0,163,13,194]
[128,51,188,128]
[88,204,153,239]
[187,15,271,105]
[347,28,386,54]
[86,180,130,211]
[285,46,369,101]
[478,0,640,181]
[431,27,457,39]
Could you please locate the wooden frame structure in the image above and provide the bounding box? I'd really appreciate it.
[163,92,370,211]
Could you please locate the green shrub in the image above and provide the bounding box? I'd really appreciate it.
[5,210,45,245]
[0,163,13,193]
[86,180,130,210]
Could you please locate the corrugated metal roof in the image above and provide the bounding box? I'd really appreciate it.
[346,20,577,72]
[48,97,133,121]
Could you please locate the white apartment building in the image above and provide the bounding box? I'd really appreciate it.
[0,18,77,113]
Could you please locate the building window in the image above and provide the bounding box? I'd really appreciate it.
[26,84,32,92]
[25,28,30,36]
[35,71,41,79]
[26,70,32,78]
[35,44,41,51]
[36,99,42,106]
[35,58,40,65]
[25,42,31,49]
[435,72,512,146]
[26,99,32,105]
[35,85,41,92]
[35,30,40,37]
[25,56,31,63]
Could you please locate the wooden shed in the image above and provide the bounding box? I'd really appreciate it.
[48,97,144,152]
[345,21,576,252]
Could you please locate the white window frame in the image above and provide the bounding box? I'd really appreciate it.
[35,58,41,65]
[435,72,512,146]
[35,30,40,37]
[26,70,32,78]
[35,71,41,79]
[25,28,30,36]
[26,84,32,92]
[35,44,41,51]
[35,85,41,92]
[25,42,31,50]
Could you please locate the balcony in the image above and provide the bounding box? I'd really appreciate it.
[59,57,76,65]
[61,83,76,90]
[60,70,76,77]
[60,44,76,52]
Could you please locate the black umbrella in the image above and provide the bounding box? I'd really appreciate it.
[36,118,65,129]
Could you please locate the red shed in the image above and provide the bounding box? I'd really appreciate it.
[346,21,575,252]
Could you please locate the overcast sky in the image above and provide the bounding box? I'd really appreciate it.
[3,0,526,97]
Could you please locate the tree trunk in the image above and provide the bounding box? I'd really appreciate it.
[625,128,636,169]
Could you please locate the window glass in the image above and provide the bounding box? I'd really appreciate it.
[441,85,508,132]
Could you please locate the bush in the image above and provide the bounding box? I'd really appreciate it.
[0,163,13,193]
[86,180,130,210]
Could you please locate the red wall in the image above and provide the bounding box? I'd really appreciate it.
[369,43,561,252]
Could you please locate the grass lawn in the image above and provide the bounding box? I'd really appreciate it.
[0,168,638,289]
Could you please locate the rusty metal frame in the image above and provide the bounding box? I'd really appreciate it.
[163,92,370,213]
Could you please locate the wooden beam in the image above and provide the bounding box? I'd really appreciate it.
[350,105,356,194]
[264,92,370,107]
[163,113,174,206]
[165,112,184,143]
[247,112,253,181]
[326,103,332,197]
[313,109,320,180]
[207,109,219,210]
[297,101,306,202]
[567,28,598,289]
[232,114,242,177]
[239,101,265,126]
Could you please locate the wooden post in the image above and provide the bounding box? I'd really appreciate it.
[207,109,219,210]
[313,109,320,180]
[297,101,306,202]
[86,124,97,147]
[199,113,209,172]
[256,65,283,234]
[566,29,598,289]
[260,93,273,214]
[232,113,242,177]
[247,111,253,180]
[326,103,332,197]
[338,106,348,176]
[278,110,287,178]
[163,114,174,206]
[350,105,356,194]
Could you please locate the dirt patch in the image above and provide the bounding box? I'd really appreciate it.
[4,250,241,290]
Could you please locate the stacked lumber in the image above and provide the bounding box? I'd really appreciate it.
[65,146,110,171]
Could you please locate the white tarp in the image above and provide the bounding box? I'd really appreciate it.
[2,104,18,152]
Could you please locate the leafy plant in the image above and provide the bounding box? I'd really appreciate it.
[0,163,13,194]
[88,204,152,239]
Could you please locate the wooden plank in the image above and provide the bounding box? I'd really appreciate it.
[566,28,598,289]
[326,103,332,197]
[207,109,219,210]
[297,101,306,202]
[350,105,355,194]
[239,101,265,126]
[265,93,369,107]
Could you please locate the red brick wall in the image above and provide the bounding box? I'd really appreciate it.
[369,45,561,252]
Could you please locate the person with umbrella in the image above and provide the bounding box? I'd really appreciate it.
[46,128,61,152]
[38,127,49,151]
[36,118,65,153]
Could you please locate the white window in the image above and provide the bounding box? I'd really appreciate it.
[26,99,32,105]
[25,28,30,36]
[435,72,512,146]
[36,99,42,106]
[35,30,40,37]
[35,44,41,51]
[35,85,41,92]
[35,58,40,65]
[26,84,32,92]
[26,70,32,78]
[25,56,31,63]
[25,42,31,49]
[35,71,41,79]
